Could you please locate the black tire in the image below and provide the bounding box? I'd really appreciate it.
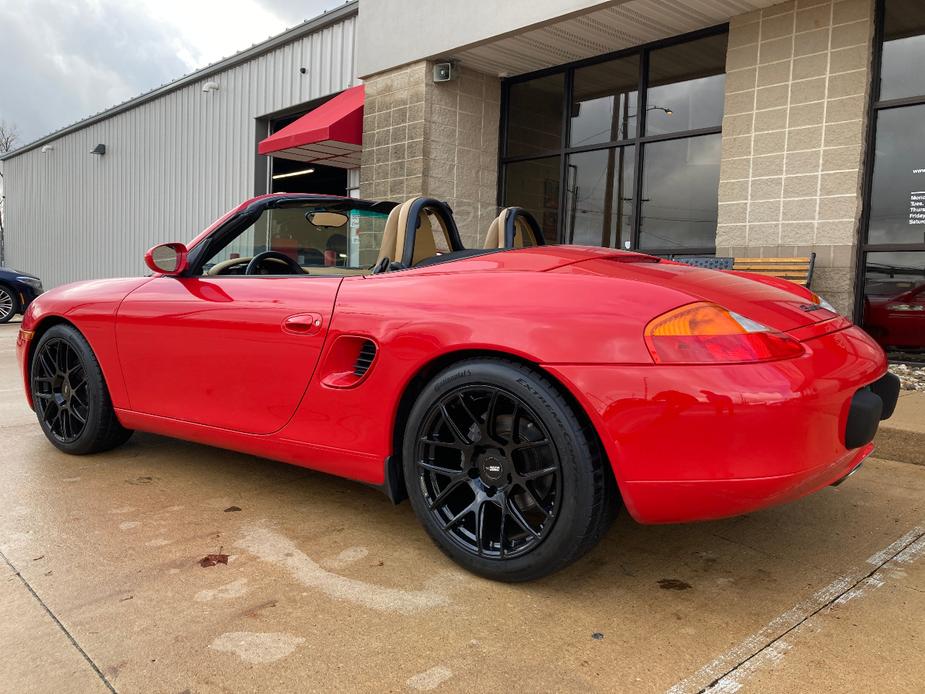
[30,324,133,454]
[0,285,18,323]
[402,358,617,582]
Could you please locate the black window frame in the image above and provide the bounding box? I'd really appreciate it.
[497,24,728,256]
[855,0,925,319]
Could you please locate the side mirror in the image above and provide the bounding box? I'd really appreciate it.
[144,243,189,275]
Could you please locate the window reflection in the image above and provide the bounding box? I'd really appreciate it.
[506,74,565,157]
[881,0,925,101]
[639,134,721,252]
[501,31,726,253]
[862,251,925,360]
[565,147,635,248]
[503,157,562,242]
[868,105,925,246]
[570,57,639,147]
[646,33,727,136]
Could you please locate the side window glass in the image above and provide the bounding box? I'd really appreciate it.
[200,204,390,275]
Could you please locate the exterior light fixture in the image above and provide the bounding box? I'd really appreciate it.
[272,167,315,180]
[40,145,54,153]
[433,62,456,83]
[202,81,220,92]
[90,144,106,155]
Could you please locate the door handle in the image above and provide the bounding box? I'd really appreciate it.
[282,313,323,335]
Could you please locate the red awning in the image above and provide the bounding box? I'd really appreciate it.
[258,84,364,168]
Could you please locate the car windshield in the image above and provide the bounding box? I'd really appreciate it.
[201,200,390,275]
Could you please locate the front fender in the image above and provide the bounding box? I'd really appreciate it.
[18,278,153,410]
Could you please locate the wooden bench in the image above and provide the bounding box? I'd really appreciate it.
[671,253,817,287]
[732,253,816,287]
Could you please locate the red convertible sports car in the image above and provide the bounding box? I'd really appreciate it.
[17,193,900,581]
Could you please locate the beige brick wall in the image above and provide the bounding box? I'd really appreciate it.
[360,62,501,247]
[717,0,875,314]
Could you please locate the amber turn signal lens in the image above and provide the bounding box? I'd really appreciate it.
[644,302,805,364]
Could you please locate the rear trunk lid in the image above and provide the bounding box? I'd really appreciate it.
[555,254,838,333]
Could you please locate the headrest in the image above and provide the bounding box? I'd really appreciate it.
[377,197,442,266]
[483,208,510,249]
[376,205,403,264]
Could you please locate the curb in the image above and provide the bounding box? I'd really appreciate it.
[873,426,925,467]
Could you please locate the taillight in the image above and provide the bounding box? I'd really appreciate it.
[644,302,805,364]
[808,291,838,314]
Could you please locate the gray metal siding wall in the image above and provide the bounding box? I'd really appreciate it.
[2,13,356,288]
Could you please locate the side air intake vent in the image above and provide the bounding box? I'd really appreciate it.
[353,340,377,377]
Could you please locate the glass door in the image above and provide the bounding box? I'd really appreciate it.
[859,0,925,359]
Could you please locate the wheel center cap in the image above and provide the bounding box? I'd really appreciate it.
[477,449,507,485]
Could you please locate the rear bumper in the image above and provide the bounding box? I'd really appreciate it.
[546,323,893,524]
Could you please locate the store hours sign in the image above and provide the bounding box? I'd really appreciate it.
[912,168,925,226]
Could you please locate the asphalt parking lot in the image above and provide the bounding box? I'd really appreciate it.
[1,322,923,694]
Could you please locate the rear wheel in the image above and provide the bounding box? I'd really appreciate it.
[403,358,616,582]
[0,286,18,323]
[30,324,133,454]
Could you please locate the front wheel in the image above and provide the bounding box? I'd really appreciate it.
[30,324,133,454]
[403,358,616,582]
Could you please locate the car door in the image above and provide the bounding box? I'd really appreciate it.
[116,274,339,434]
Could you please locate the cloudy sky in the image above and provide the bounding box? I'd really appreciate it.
[0,0,342,147]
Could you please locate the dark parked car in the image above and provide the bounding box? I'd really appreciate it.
[0,267,43,323]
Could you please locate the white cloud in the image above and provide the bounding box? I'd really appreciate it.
[0,0,341,145]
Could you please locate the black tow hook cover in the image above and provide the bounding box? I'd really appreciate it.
[844,389,883,450]
[869,372,901,420]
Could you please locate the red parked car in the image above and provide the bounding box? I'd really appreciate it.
[17,194,899,581]
[863,278,925,353]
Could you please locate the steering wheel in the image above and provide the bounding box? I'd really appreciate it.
[245,251,305,276]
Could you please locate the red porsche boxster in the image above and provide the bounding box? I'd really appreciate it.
[17,194,899,581]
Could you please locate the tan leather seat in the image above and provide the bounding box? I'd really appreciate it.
[483,208,538,249]
[483,208,509,249]
[376,197,441,266]
[376,205,402,264]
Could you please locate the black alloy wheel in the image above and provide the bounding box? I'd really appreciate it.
[404,359,617,582]
[30,324,133,454]
[32,337,90,443]
[413,384,562,559]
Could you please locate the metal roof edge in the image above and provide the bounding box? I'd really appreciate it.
[1,1,359,162]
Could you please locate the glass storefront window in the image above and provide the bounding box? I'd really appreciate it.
[570,56,639,147]
[503,156,562,243]
[880,0,925,101]
[868,105,925,245]
[564,147,635,247]
[645,33,727,136]
[639,134,721,252]
[861,0,925,355]
[861,251,925,358]
[501,29,726,253]
[505,74,565,157]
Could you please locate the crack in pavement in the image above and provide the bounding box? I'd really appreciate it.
[0,547,117,694]
[666,525,925,694]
